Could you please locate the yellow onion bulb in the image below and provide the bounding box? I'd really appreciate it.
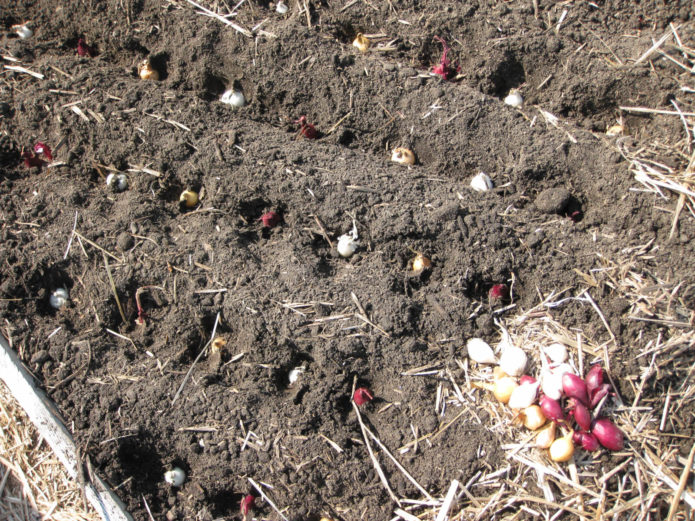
[493,376,518,404]
[521,405,546,431]
[411,253,432,273]
[352,33,370,53]
[138,59,159,81]
[391,147,415,165]
[549,431,575,462]
[180,189,199,208]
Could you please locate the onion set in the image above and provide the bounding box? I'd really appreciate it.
[180,189,199,208]
[470,172,493,192]
[164,467,186,487]
[138,59,159,81]
[352,33,370,53]
[521,405,546,430]
[12,24,33,39]
[49,288,69,309]
[411,252,432,273]
[591,418,624,451]
[549,430,575,462]
[220,89,246,107]
[391,147,415,165]
[466,338,496,365]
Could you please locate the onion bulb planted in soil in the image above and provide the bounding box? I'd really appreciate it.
[49,288,69,309]
[391,147,415,165]
[179,189,199,208]
[164,467,186,487]
[352,33,370,53]
[138,59,159,81]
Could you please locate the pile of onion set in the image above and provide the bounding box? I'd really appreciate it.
[469,337,624,462]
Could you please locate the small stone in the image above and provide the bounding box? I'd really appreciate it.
[535,187,571,214]
[31,350,50,365]
[116,232,134,251]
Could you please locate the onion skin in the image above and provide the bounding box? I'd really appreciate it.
[592,418,624,451]
[562,373,589,405]
[567,398,592,431]
[540,395,564,422]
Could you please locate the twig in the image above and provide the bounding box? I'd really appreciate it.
[184,0,252,37]
[435,480,458,521]
[670,99,693,155]
[619,106,695,117]
[311,215,333,248]
[362,423,433,501]
[142,495,156,521]
[72,231,123,262]
[666,441,695,521]
[326,112,352,135]
[248,478,289,521]
[63,211,79,260]
[3,65,44,79]
[171,312,220,405]
[352,400,400,505]
[103,253,127,325]
[633,30,673,65]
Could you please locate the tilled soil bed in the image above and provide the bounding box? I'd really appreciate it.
[1,1,694,520]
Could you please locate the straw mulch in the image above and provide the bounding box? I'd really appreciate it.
[0,381,99,521]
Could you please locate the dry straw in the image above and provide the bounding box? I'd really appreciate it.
[0,381,99,521]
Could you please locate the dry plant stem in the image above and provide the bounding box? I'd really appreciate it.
[361,423,433,501]
[248,478,289,521]
[666,441,695,521]
[103,253,127,324]
[184,0,252,37]
[633,29,673,65]
[171,311,220,405]
[435,480,459,521]
[351,401,401,506]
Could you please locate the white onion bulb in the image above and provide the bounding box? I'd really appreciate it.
[49,288,69,309]
[466,338,496,364]
[164,467,186,487]
[470,172,493,192]
[543,343,568,364]
[504,89,523,108]
[220,89,246,107]
[337,234,359,257]
[507,381,539,410]
[13,24,33,39]
[106,173,128,192]
[288,366,304,385]
[499,343,527,377]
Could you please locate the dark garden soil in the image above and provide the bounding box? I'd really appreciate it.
[1,0,694,520]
